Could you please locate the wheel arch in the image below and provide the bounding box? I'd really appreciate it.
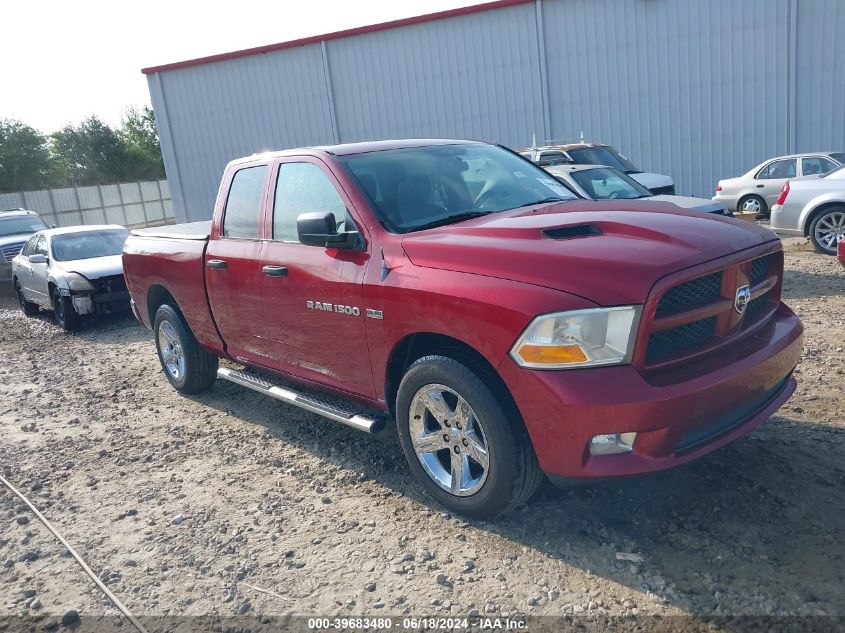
[147,284,181,325]
[802,200,845,236]
[384,332,527,436]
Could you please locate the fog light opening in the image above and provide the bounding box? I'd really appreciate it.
[590,432,637,456]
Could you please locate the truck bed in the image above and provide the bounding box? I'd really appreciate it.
[131,220,211,241]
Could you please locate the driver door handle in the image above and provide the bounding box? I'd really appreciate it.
[207,259,228,270]
[262,265,288,277]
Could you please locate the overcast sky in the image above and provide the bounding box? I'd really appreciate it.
[1,0,477,133]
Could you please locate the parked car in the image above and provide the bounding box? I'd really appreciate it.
[839,238,845,268]
[545,164,727,214]
[12,225,131,331]
[518,142,675,195]
[713,152,845,216]
[769,166,845,254]
[0,208,50,282]
[122,139,802,519]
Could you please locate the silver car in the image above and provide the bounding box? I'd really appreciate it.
[713,152,844,215]
[545,164,727,214]
[770,167,845,255]
[11,225,131,331]
[0,209,50,282]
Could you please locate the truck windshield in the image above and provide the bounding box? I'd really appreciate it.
[567,147,639,174]
[51,228,130,261]
[569,167,653,200]
[0,215,48,237]
[338,144,577,233]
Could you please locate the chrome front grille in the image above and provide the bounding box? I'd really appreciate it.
[1,242,25,262]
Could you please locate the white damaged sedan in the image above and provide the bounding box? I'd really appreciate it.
[11,225,130,331]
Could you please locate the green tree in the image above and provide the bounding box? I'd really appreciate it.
[51,116,133,186]
[0,119,58,191]
[119,105,165,180]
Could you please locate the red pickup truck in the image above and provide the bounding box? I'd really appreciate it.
[122,139,803,518]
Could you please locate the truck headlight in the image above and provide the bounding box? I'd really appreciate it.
[66,272,96,292]
[510,306,641,369]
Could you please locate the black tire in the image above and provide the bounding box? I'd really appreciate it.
[14,279,39,317]
[808,207,844,255]
[153,304,218,394]
[395,355,543,519]
[737,194,768,217]
[51,288,79,332]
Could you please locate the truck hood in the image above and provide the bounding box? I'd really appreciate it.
[400,200,778,306]
[57,254,124,279]
[0,233,34,248]
[649,194,726,214]
[628,172,674,190]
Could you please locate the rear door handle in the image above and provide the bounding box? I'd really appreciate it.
[262,265,288,277]
[755,184,765,188]
[207,259,228,270]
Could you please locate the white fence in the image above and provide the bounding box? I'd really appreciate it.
[0,180,174,229]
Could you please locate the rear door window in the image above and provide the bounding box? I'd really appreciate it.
[222,165,269,238]
[757,159,796,179]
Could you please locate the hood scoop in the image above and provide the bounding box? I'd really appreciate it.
[543,224,603,240]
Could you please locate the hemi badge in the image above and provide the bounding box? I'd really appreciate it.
[366,309,384,320]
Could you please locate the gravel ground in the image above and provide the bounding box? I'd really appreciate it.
[0,236,843,630]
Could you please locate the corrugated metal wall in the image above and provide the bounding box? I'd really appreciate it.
[147,0,845,222]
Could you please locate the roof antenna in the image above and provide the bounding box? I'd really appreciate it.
[580,130,585,144]
[531,133,537,150]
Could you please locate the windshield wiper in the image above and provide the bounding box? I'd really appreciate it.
[411,211,494,231]
[514,197,569,209]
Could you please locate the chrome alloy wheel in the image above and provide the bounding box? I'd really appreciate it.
[158,320,185,381]
[408,383,489,496]
[741,197,762,213]
[813,210,845,252]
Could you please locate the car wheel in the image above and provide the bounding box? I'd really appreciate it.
[14,280,39,317]
[51,288,79,332]
[738,194,767,217]
[395,355,543,519]
[153,304,218,394]
[809,207,845,255]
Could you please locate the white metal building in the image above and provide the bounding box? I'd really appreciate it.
[143,0,845,223]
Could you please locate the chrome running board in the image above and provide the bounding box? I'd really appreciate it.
[217,367,387,434]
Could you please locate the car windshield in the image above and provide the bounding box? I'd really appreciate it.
[337,144,577,233]
[567,146,639,173]
[0,215,48,237]
[822,165,845,179]
[50,228,130,261]
[569,167,653,200]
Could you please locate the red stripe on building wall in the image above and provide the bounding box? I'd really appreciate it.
[141,0,534,74]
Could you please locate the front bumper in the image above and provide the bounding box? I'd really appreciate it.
[71,291,130,315]
[498,303,803,479]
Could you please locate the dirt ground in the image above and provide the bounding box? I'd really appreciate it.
[0,236,843,630]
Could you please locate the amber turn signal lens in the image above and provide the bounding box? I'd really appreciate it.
[517,344,588,365]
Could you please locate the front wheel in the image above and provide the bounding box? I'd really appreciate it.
[395,355,543,519]
[14,280,39,317]
[51,288,79,332]
[809,207,845,255]
[153,304,218,393]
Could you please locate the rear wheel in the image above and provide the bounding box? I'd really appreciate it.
[395,355,543,519]
[153,304,218,393]
[14,280,38,317]
[738,194,767,217]
[809,207,845,255]
[51,288,79,332]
